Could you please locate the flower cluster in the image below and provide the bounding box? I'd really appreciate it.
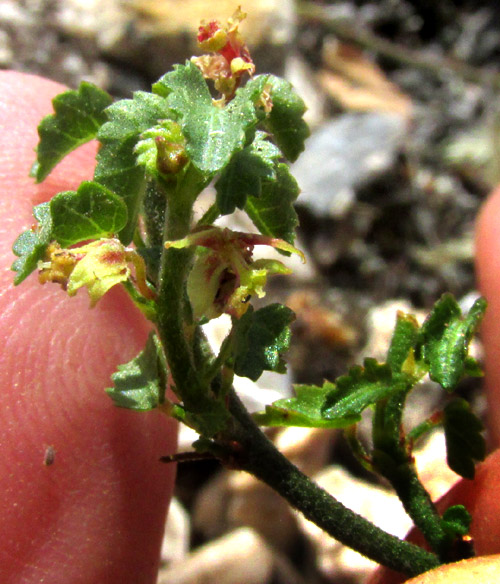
[135,120,188,180]
[165,226,304,321]
[192,7,255,101]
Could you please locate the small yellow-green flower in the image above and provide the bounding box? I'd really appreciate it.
[38,238,152,307]
[165,226,304,321]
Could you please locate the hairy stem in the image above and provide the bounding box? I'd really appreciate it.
[155,173,201,408]
[228,390,440,577]
[152,158,441,575]
[373,397,449,560]
[154,169,229,436]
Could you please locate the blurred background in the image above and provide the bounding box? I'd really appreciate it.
[3,1,499,582]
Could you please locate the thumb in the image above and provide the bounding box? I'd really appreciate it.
[475,185,500,447]
[0,72,177,584]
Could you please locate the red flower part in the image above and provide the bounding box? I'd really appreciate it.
[194,7,255,100]
[219,29,253,68]
[197,20,221,45]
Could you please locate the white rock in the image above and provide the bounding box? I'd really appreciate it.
[275,426,338,477]
[161,498,191,565]
[293,114,408,219]
[192,469,298,550]
[158,527,302,584]
[360,299,425,362]
[414,429,460,501]
[0,29,12,65]
[227,471,299,549]
[285,51,327,128]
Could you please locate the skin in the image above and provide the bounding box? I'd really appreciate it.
[405,554,500,584]
[475,187,500,448]
[0,72,177,583]
[2,70,500,584]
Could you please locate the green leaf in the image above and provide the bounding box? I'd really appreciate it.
[387,312,420,373]
[323,359,413,423]
[443,398,485,479]
[184,399,231,438]
[153,62,268,173]
[254,381,348,428]
[463,355,484,378]
[50,181,128,247]
[418,294,487,391]
[97,91,172,142]
[106,333,166,411]
[94,138,146,245]
[31,81,112,182]
[262,74,310,162]
[442,505,472,538]
[245,163,300,244]
[11,203,52,284]
[215,132,281,214]
[95,92,172,244]
[256,359,414,429]
[232,304,295,381]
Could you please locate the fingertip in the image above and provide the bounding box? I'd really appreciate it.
[475,186,500,446]
[0,71,178,583]
[475,186,500,295]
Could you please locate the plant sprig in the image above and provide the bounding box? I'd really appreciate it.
[11,7,487,579]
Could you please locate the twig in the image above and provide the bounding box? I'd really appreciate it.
[227,389,441,578]
[160,451,218,464]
